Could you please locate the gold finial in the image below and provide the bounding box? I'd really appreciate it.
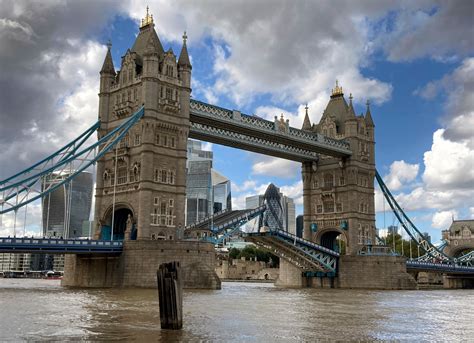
[366,99,370,108]
[331,79,343,96]
[305,103,309,114]
[140,6,154,28]
[106,39,112,50]
[183,31,188,44]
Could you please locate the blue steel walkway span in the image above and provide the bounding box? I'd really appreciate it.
[245,229,339,274]
[184,206,266,245]
[189,100,352,162]
[406,260,474,275]
[0,237,123,254]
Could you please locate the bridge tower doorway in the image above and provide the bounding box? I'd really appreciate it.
[100,205,135,241]
[318,229,347,254]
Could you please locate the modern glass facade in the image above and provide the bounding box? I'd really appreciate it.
[41,171,93,238]
[245,186,295,233]
[185,140,232,225]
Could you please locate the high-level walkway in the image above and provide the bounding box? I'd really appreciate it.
[189,100,351,162]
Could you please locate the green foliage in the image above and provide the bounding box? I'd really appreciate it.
[229,247,240,259]
[384,233,422,258]
[229,245,279,266]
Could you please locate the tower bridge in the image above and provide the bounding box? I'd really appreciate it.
[1,9,473,289]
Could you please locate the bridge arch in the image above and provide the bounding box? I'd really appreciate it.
[101,203,136,241]
[316,228,347,254]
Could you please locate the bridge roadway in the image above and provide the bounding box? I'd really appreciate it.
[0,237,123,254]
[189,100,352,162]
[184,206,266,234]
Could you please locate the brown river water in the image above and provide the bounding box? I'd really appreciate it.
[0,279,473,342]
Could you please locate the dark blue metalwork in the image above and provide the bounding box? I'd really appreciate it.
[0,237,123,254]
[406,260,474,274]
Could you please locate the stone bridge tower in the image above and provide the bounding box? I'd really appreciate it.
[301,82,376,255]
[94,10,192,241]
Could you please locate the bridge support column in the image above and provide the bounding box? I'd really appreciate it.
[62,241,221,289]
[337,255,417,289]
[275,260,306,288]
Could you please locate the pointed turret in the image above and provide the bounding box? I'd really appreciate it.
[302,104,312,130]
[347,93,356,117]
[100,41,116,75]
[132,7,164,57]
[365,100,375,127]
[178,31,192,69]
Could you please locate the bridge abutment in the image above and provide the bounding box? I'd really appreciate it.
[275,256,417,289]
[337,255,416,289]
[62,241,221,289]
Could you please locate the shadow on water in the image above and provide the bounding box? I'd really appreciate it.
[0,279,473,341]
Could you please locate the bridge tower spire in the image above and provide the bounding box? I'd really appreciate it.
[302,81,376,255]
[93,9,191,242]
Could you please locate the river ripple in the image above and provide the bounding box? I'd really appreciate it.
[0,279,473,342]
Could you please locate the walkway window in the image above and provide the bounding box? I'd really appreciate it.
[170,137,176,148]
[324,174,334,188]
[117,164,127,185]
[134,134,140,146]
[169,171,175,184]
[161,170,168,183]
[324,201,334,213]
[160,201,167,225]
[155,134,160,145]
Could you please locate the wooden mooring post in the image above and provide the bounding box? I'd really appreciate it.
[157,261,183,330]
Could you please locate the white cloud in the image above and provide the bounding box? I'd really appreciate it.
[432,210,458,230]
[422,129,474,190]
[383,58,474,218]
[380,2,474,62]
[280,181,303,205]
[384,160,419,191]
[252,157,300,179]
[124,0,393,110]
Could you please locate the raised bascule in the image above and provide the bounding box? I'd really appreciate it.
[0,10,473,289]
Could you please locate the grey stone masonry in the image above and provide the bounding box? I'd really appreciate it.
[94,18,192,242]
[302,86,376,255]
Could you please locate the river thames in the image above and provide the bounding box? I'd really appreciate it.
[0,279,473,341]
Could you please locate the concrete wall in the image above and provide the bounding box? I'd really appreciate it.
[62,240,221,289]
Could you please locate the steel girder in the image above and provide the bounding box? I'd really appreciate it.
[246,230,339,273]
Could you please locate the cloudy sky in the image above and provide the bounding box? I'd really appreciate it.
[0,0,473,241]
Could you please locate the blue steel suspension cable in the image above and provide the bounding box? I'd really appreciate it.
[0,106,144,214]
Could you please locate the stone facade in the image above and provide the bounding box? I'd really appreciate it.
[94,15,191,242]
[215,257,278,281]
[62,240,221,289]
[442,220,474,256]
[301,84,376,255]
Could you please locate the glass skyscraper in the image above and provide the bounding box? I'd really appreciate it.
[186,140,232,225]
